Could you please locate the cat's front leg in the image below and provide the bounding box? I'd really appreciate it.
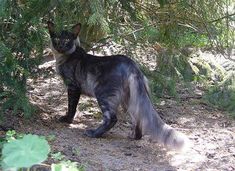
[59,87,81,123]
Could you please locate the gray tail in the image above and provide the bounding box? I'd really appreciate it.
[127,73,187,150]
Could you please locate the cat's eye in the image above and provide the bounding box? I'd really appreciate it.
[64,39,70,43]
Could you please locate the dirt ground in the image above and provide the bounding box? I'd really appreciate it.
[3,56,235,171]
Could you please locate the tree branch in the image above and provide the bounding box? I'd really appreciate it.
[209,13,235,23]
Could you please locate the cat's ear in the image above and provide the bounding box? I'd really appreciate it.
[72,23,81,37]
[47,21,55,36]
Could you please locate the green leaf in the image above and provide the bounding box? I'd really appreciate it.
[51,161,84,171]
[157,0,167,8]
[51,152,65,161]
[2,134,50,169]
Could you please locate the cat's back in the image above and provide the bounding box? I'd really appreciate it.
[84,53,136,68]
[63,48,141,78]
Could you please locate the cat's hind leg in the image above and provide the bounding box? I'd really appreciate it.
[84,88,120,138]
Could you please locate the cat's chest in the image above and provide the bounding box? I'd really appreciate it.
[57,59,78,86]
[58,61,97,97]
[79,73,97,97]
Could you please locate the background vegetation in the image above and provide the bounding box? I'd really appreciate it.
[0,0,234,117]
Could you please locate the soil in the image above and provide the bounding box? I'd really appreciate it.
[2,55,235,171]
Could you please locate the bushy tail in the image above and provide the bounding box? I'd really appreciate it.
[127,73,188,150]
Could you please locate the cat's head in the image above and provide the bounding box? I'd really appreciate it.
[47,21,81,54]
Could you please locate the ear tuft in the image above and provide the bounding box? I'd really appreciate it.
[72,23,81,37]
[47,21,55,35]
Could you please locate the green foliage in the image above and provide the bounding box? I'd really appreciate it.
[143,50,195,98]
[51,161,85,171]
[0,130,19,152]
[51,152,65,161]
[204,73,235,116]
[50,147,84,170]
[1,134,50,170]
[5,130,17,142]
[0,0,234,119]
[0,131,85,171]
[0,0,49,117]
[46,134,56,142]
[150,73,177,98]
[51,151,84,171]
[157,51,194,81]
[189,54,226,83]
[157,0,168,8]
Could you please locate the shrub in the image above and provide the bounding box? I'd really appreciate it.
[204,73,235,117]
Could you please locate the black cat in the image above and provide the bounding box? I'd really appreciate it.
[47,21,187,150]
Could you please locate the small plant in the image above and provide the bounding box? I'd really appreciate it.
[5,130,17,142]
[72,147,81,156]
[51,152,65,161]
[1,134,50,170]
[50,150,85,171]
[1,131,85,171]
[51,160,85,171]
[46,134,56,142]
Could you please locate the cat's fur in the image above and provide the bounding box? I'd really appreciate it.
[47,21,187,150]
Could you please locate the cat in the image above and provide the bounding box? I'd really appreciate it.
[47,21,187,150]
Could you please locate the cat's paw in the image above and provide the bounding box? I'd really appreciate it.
[84,129,101,138]
[59,115,73,123]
